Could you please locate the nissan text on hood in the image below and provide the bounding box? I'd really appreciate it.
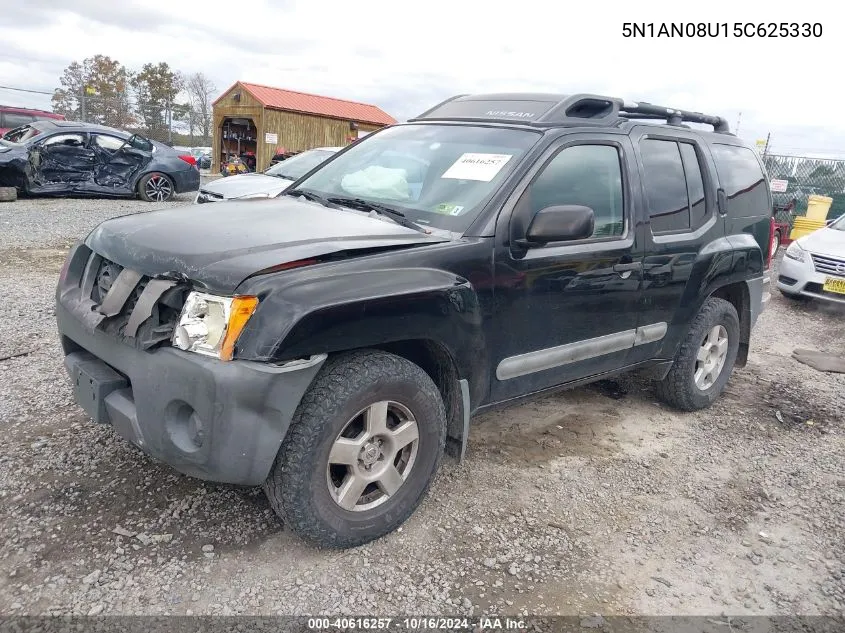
[195,147,340,203]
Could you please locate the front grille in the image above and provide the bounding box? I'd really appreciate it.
[85,253,188,350]
[811,253,845,277]
[196,190,224,204]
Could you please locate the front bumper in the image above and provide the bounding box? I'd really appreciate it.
[777,252,845,304]
[56,248,325,486]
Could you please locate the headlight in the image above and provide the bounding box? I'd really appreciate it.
[172,292,258,360]
[784,241,806,262]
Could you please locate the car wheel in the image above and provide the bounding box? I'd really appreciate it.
[138,172,175,202]
[654,297,740,412]
[263,349,447,548]
[771,231,781,258]
[0,187,17,202]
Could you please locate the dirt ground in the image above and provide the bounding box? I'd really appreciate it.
[0,197,843,617]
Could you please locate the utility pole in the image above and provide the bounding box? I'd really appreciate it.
[167,98,173,145]
[763,132,771,157]
[80,87,87,122]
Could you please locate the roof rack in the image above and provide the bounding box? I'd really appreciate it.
[409,93,731,134]
[618,101,730,133]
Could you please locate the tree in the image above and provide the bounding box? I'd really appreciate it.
[130,62,183,142]
[51,55,133,128]
[184,72,216,145]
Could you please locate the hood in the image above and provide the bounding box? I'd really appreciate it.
[200,172,292,199]
[85,197,449,294]
[797,226,845,258]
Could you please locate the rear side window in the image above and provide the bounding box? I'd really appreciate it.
[92,134,125,151]
[640,139,690,233]
[129,135,154,152]
[710,144,769,218]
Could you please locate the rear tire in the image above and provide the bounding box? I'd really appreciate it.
[138,172,175,202]
[0,186,17,202]
[654,297,740,411]
[263,350,446,548]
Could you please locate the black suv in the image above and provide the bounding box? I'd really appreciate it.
[56,93,773,548]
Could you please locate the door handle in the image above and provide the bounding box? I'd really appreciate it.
[613,262,643,272]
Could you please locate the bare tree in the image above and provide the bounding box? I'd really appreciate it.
[184,72,217,145]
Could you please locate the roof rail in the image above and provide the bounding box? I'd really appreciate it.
[618,101,731,133]
[408,93,731,133]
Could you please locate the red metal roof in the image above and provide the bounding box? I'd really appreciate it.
[214,81,396,126]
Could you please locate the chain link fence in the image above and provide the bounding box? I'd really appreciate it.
[42,92,212,149]
[762,153,845,226]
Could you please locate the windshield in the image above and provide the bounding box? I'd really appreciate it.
[1,123,46,144]
[266,148,336,180]
[293,124,540,231]
[830,214,845,231]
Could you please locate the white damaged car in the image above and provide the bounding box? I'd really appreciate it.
[777,214,845,304]
[195,147,340,204]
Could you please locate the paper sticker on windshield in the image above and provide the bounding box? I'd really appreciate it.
[441,153,512,182]
[434,203,465,216]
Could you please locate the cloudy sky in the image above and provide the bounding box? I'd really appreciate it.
[2,0,838,156]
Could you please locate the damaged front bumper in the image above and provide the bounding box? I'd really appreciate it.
[56,243,325,485]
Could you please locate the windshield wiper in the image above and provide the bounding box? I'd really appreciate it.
[326,196,429,233]
[285,188,340,208]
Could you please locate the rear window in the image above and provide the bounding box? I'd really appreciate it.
[710,144,770,218]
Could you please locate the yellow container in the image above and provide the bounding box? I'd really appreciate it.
[805,195,833,222]
[790,216,826,240]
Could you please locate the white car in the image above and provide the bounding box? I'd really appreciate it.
[195,147,340,204]
[777,215,845,304]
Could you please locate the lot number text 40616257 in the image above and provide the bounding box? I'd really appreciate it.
[622,22,822,38]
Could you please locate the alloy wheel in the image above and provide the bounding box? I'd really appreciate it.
[326,401,419,512]
[145,175,173,201]
[694,325,729,390]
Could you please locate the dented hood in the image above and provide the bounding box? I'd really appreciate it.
[85,196,448,294]
[200,172,293,199]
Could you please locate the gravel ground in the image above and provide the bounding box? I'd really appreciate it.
[0,196,843,617]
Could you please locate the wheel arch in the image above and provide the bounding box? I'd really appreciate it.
[372,339,469,459]
[709,281,751,367]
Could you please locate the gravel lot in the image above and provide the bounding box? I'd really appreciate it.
[0,195,843,617]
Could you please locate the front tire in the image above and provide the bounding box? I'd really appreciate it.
[263,350,446,548]
[654,297,740,411]
[138,172,175,202]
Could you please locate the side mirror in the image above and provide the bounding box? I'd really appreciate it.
[523,205,595,246]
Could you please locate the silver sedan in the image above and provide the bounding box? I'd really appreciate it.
[777,214,845,304]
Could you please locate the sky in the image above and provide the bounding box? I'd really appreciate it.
[1,0,840,157]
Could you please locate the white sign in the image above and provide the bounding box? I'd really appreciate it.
[265,132,278,144]
[441,153,512,182]
[357,130,370,139]
[770,179,788,193]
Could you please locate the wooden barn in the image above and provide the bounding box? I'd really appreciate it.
[210,81,396,173]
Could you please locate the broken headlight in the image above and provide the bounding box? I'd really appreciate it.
[172,291,258,361]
